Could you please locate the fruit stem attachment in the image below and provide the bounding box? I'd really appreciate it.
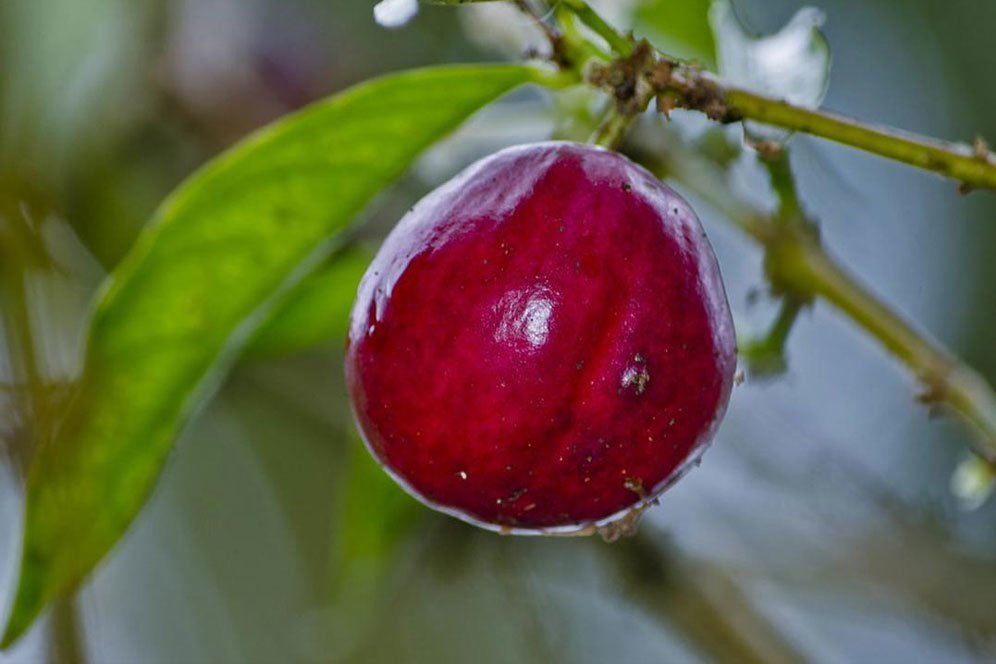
[591,108,636,149]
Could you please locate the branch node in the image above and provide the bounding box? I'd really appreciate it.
[588,40,655,115]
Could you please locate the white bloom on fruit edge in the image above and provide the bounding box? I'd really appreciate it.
[374,0,418,28]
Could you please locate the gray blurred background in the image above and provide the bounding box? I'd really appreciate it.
[1,0,995,662]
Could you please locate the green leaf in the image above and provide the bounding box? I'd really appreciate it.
[633,0,717,68]
[709,0,831,143]
[306,436,424,657]
[1,63,540,648]
[243,245,374,358]
[330,436,423,590]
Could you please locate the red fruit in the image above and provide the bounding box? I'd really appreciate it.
[345,142,736,535]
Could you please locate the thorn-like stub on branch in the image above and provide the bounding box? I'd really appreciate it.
[915,381,946,406]
[656,93,677,120]
[914,366,954,411]
[652,65,740,123]
[649,61,677,118]
[752,140,784,160]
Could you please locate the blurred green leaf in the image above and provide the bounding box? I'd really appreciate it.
[691,125,742,166]
[709,0,831,143]
[330,436,422,589]
[0,0,153,177]
[244,245,373,358]
[633,0,717,68]
[308,437,425,659]
[1,63,540,648]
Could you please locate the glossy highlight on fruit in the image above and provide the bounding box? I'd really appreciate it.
[345,142,736,534]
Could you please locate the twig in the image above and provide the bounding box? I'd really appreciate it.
[721,86,996,191]
[626,136,996,464]
[760,148,808,228]
[511,0,569,66]
[49,598,85,664]
[783,239,996,460]
[649,60,996,191]
[550,0,996,190]
[558,0,634,57]
[590,108,634,149]
[738,149,812,376]
[739,297,805,377]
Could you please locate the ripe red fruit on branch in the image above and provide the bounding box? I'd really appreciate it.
[345,142,736,535]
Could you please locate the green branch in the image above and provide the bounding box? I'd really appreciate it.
[543,0,996,190]
[627,137,996,464]
[739,297,804,378]
[591,108,636,149]
[723,87,996,191]
[559,0,634,57]
[738,150,812,377]
[650,64,996,190]
[784,239,996,458]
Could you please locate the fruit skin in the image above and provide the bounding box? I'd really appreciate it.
[345,141,736,534]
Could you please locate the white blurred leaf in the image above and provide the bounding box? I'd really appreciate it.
[950,455,995,511]
[709,0,830,143]
[374,0,419,28]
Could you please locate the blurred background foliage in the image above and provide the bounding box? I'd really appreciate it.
[1,0,995,661]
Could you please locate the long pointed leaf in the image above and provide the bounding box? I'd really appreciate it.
[1,63,541,647]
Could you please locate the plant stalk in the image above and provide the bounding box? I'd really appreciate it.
[782,239,996,460]
[559,0,634,57]
[550,0,996,190]
[723,87,996,191]
[631,142,996,463]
